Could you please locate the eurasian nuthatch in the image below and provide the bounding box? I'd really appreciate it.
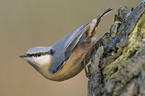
[19,8,112,81]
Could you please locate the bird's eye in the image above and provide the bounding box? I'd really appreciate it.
[50,49,55,55]
[34,53,41,57]
[37,53,41,56]
[27,54,33,57]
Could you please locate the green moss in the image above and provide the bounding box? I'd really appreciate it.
[103,13,145,83]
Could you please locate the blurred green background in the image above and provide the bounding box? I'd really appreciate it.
[0,0,142,96]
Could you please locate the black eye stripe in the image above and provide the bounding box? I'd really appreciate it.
[26,49,55,57]
[27,52,45,57]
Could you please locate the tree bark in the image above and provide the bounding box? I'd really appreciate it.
[88,0,145,96]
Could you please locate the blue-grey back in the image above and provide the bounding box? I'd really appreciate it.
[49,23,88,73]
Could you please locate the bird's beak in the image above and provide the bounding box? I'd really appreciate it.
[19,54,27,58]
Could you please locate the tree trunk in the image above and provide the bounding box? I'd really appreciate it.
[88,0,145,96]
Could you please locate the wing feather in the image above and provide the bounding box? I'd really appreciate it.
[49,24,89,73]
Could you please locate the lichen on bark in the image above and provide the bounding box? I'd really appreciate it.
[88,0,145,96]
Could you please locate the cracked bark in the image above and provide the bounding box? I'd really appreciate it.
[88,0,145,96]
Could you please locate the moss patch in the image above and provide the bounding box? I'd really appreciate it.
[103,13,145,83]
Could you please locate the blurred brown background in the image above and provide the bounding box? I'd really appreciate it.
[0,0,142,96]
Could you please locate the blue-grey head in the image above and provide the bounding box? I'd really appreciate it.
[19,46,55,67]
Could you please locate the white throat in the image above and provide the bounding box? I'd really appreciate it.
[26,55,51,66]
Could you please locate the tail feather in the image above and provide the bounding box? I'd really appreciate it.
[84,8,112,42]
[97,8,113,20]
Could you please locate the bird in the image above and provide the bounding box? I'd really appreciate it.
[19,8,112,81]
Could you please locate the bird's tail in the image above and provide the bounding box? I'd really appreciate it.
[97,8,113,20]
[84,8,112,42]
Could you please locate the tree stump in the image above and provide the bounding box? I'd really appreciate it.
[88,0,145,96]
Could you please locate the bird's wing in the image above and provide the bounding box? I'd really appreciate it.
[64,24,89,59]
[49,24,89,73]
